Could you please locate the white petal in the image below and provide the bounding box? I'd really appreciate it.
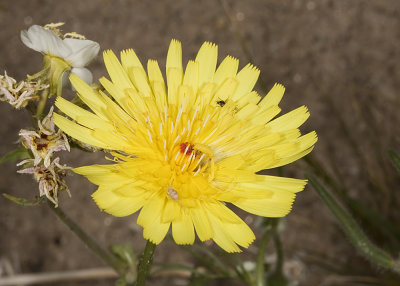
[20,25,70,58]
[71,67,93,85]
[63,38,100,67]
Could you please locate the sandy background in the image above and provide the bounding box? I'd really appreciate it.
[0,0,399,285]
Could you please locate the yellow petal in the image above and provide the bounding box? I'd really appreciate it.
[258,83,285,110]
[53,113,109,149]
[195,42,218,87]
[223,220,255,248]
[103,50,136,92]
[191,203,213,241]
[143,217,170,244]
[137,194,166,227]
[121,49,144,72]
[213,56,239,86]
[128,66,152,98]
[266,106,310,132]
[233,190,296,217]
[69,74,108,120]
[73,165,130,186]
[208,212,240,253]
[172,209,195,245]
[55,96,111,130]
[166,40,183,102]
[183,60,199,97]
[92,188,146,217]
[231,64,260,101]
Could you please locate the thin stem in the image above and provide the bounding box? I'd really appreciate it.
[47,200,125,275]
[256,223,276,286]
[135,240,157,286]
[273,234,283,275]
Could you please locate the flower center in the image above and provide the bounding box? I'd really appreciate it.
[141,104,218,183]
[173,142,214,180]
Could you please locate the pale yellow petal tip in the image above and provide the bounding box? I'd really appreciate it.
[244,63,260,75]
[168,39,182,53]
[202,41,217,47]
[102,49,115,57]
[102,49,118,63]
[167,39,182,69]
[274,82,285,91]
[199,41,218,51]
[144,236,162,245]
[170,38,181,46]
[310,130,318,142]
[175,241,195,246]
[120,48,134,57]
[71,166,88,175]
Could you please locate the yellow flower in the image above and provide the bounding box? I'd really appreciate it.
[54,40,317,252]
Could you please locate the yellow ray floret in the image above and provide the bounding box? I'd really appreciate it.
[54,39,317,252]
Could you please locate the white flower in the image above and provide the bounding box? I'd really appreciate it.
[20,25,99,85]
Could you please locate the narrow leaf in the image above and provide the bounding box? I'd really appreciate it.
[388,149,400,174]
[3,193,44,206]
[308,175,400,274]
[0,146,30,164]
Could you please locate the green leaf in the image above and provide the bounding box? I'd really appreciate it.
[109,244,137,284]
[308,175,400,274]
[388,149,400,174]
[3,193,44,206]
[0,146,30,164]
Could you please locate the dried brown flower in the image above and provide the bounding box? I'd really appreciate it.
[20,107,70,168]
[0,72,48,109]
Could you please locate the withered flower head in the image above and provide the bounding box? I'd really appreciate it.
[20,107,70,168]
[0,71,48,109]
[17,157,70,206]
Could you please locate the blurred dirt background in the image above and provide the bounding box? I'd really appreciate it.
[0,0,399,285]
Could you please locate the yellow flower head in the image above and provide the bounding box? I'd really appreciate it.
[54,40,317,252]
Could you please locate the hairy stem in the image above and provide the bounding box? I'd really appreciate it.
[47,200,125,275]
[308,176,400,274]
[135,240,157,286]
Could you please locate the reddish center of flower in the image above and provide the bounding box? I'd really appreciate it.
[179,142,194,155]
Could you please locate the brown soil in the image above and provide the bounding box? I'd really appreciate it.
[1,0,399,285]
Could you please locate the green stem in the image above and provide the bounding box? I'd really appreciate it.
[256,224,275,286]
[273,234,283,275]
[307,175,400,274]
[388,149,400,174]
[304,155,346,200]
[35,88,49,120]
[135,240,157,286]
[47,200,125,275]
